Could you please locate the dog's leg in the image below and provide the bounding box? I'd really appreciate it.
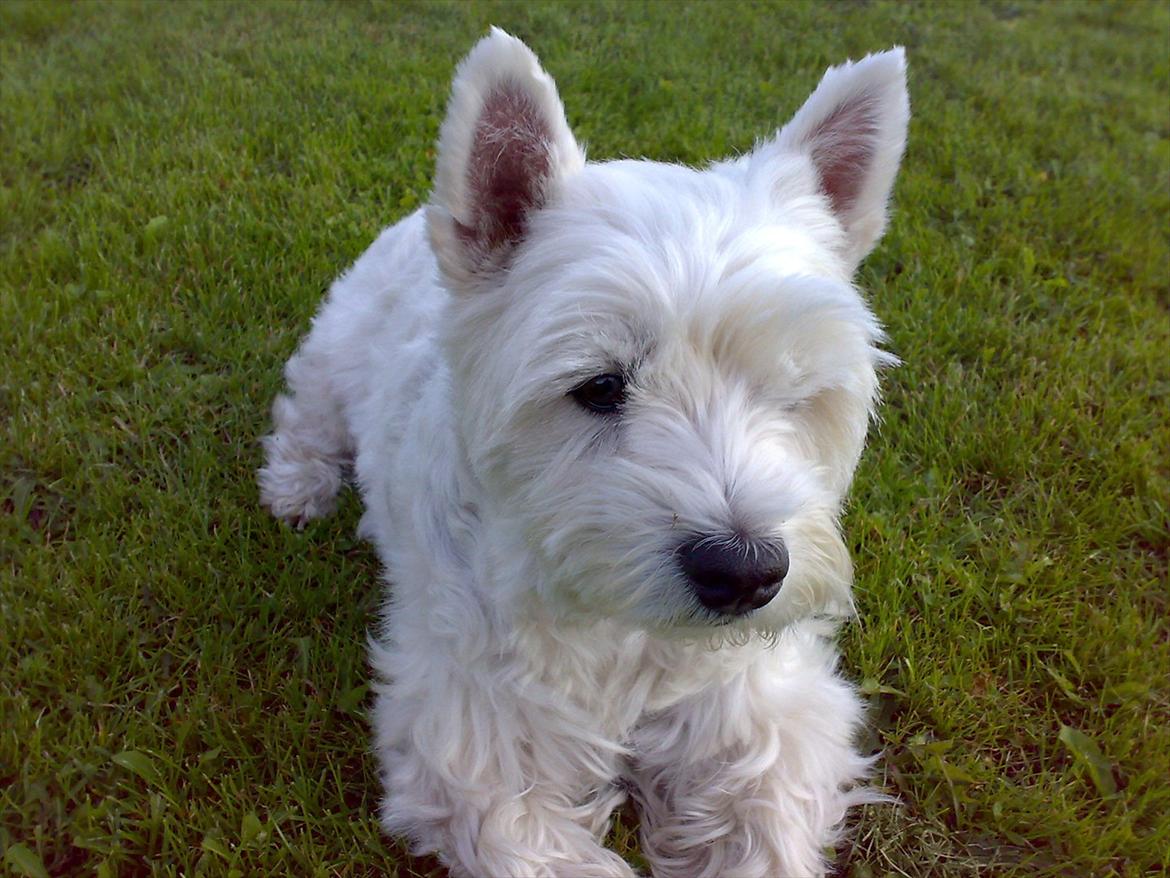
[629,639,875,878]
[371,644,636,878]
[259,336,351,528]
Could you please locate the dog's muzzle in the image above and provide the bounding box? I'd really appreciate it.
[676,535,789,616]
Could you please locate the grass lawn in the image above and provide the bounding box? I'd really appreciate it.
[2,1,1168,875]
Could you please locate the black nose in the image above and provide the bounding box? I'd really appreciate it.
[677,536,789,616]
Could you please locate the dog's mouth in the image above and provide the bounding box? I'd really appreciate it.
[692,604,763,628]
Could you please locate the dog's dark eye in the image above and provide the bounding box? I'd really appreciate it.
[570,373,626,414]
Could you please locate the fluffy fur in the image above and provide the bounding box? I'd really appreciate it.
[260,28,908,877]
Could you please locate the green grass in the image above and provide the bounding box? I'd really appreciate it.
[2,1,1167,875]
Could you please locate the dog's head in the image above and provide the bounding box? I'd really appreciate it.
[428,29,908,635]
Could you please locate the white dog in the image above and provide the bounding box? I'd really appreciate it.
[259,28,908,878]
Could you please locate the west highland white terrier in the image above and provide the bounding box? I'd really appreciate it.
[260,28,908,878]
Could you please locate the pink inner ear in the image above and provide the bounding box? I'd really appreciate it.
[457,83,552,260]
[808,93,879,216]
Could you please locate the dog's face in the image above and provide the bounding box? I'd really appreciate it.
[428,30,908,634]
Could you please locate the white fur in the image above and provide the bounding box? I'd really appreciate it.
[260,29,908,877]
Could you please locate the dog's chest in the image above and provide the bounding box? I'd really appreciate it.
[514,620,736,739]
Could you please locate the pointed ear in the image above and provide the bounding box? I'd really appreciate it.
[768,49,909,268]
[427,28,585,289]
